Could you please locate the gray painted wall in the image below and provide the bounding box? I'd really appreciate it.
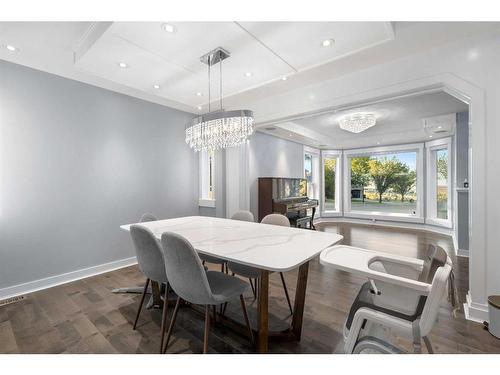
[0,61,198,290]
[248,132,304,220]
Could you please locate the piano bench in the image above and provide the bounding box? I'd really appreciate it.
[289,215,314,230]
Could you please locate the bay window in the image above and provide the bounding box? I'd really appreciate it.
[343,144,424,222]
[304,146,320,200]
[321,150,342,216]
[426,138,452,227]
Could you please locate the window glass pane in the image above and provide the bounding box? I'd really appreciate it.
[350,152,417,215]
[324,157,337,211]
[436,148,448,219]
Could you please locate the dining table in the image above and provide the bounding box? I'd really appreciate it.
[120,215,343,353]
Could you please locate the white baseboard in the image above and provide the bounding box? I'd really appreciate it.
[464,291,489,323]
[0,256,138,301]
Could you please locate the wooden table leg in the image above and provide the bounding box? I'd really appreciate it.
[257,270,269,353]
[291,261,309,340]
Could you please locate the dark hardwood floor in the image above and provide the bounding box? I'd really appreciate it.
[1,222,499,354]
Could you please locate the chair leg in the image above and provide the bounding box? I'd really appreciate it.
[159,283,169,353]
[255,278,259,300]
[204,305,211,354]
[249,278,256,297]
[240,295,254,347]
[212,305,217,323]
[133,278,150,330]
[280,272,293,315]
[163,296,181,354]
[221,302,228,316]
[221,263,225,273]
[423,336,434,354]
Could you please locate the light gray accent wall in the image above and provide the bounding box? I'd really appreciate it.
[248,132,304,220]
[456,111,469,185]
[456,111,469,251]
[0,60,198,290]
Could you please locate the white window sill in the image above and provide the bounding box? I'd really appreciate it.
[345,211,424,224]
[199,199,216,208]
[426,217,453,229]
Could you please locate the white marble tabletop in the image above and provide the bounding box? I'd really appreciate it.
[121,216,343,272]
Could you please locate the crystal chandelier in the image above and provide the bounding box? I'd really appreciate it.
[339,113,376,133]
[185,47,254,152]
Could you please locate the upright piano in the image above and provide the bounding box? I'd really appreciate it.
[258,177,319,229]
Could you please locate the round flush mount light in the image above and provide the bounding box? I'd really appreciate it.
[118,62,128,68]
[321,39,335,47]
[153,84,160,89]
[339,113,376,133]
[162,23,176,33]
[244,72,253,77]
[196,92,203,97]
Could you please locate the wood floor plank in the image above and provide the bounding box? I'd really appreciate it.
[1,222,499,354]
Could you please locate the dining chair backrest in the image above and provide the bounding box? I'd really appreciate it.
[231,210,254,222]
[418,245,448,283]
[261,213,290,227]
[130,225,167,283]
[160,232,213,305]
[140,212,158,223]
[419,257,452,336]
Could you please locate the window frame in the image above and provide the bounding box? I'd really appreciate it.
[199,149,216,208]
[321,150,343,217]
[303,146,320,200]
[343,143,424,223]
[425,137,453,228]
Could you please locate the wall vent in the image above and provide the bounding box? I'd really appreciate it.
[0,295,25,307]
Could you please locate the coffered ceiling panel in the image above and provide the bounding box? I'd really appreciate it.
[75,22,297,110]
[237,22,394,70]
[73,21,394,111]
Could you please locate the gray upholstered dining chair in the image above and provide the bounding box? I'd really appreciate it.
[227,213,294,315]
[140,212,158,223]
[129,224,170,353]
[160,232,254,353]
[231,210,255,222]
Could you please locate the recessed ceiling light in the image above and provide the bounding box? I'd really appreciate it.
[162,23,176,33]
[321,39,335,48]
[118,62,128,68]
[196,92,203,96]
[153,84,160,89]
[281,76,287,81]
[288,133,293,137]
[197,106,202,110]
[376,142,381,145]
[437,125,443,129]
[5,44,18,52]
[429,135,433,138]
[244,72,253,77]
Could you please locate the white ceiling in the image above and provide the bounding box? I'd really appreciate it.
[258,91,468,149]
[0,21,496,141]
